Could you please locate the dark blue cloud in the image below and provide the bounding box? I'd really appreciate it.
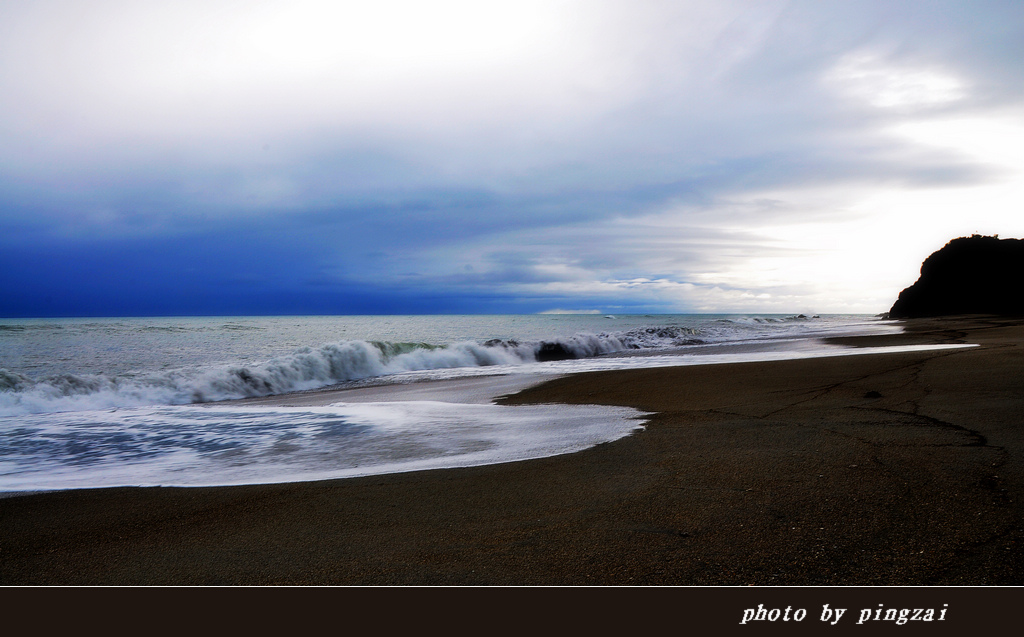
[0,201,682,316]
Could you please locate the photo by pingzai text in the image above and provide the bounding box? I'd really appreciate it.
[739,603,948,626]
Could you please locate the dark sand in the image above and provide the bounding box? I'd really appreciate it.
[3,316,1023,585]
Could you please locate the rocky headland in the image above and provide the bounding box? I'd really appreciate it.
[889,234,1024,318]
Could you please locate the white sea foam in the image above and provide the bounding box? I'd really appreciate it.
[0,401,648,492]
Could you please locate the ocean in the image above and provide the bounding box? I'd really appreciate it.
[0,313,928,493]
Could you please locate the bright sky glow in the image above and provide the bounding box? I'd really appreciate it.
[2,0,1023,317]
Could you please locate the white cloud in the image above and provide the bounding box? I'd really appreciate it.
[0,1,638,150]
[825,51,967,110]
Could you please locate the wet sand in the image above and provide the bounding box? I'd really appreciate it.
[2,316,1023,585]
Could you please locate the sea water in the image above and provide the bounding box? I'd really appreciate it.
[0,314,912,493]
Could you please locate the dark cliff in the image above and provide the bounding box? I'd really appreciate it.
[888,235,1024,318]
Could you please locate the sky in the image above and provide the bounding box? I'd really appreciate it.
[2,0,1024,317]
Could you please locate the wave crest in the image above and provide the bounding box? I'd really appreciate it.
[0,324,719,415]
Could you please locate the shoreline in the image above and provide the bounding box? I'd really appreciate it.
[2,315,1023,585]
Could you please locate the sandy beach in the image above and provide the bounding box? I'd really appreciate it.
[2,315,1022,586]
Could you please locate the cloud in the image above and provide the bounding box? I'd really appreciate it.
[2,1,1024,316]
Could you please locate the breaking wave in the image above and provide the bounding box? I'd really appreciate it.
[0,325,709,416]
[717,314,820,325]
